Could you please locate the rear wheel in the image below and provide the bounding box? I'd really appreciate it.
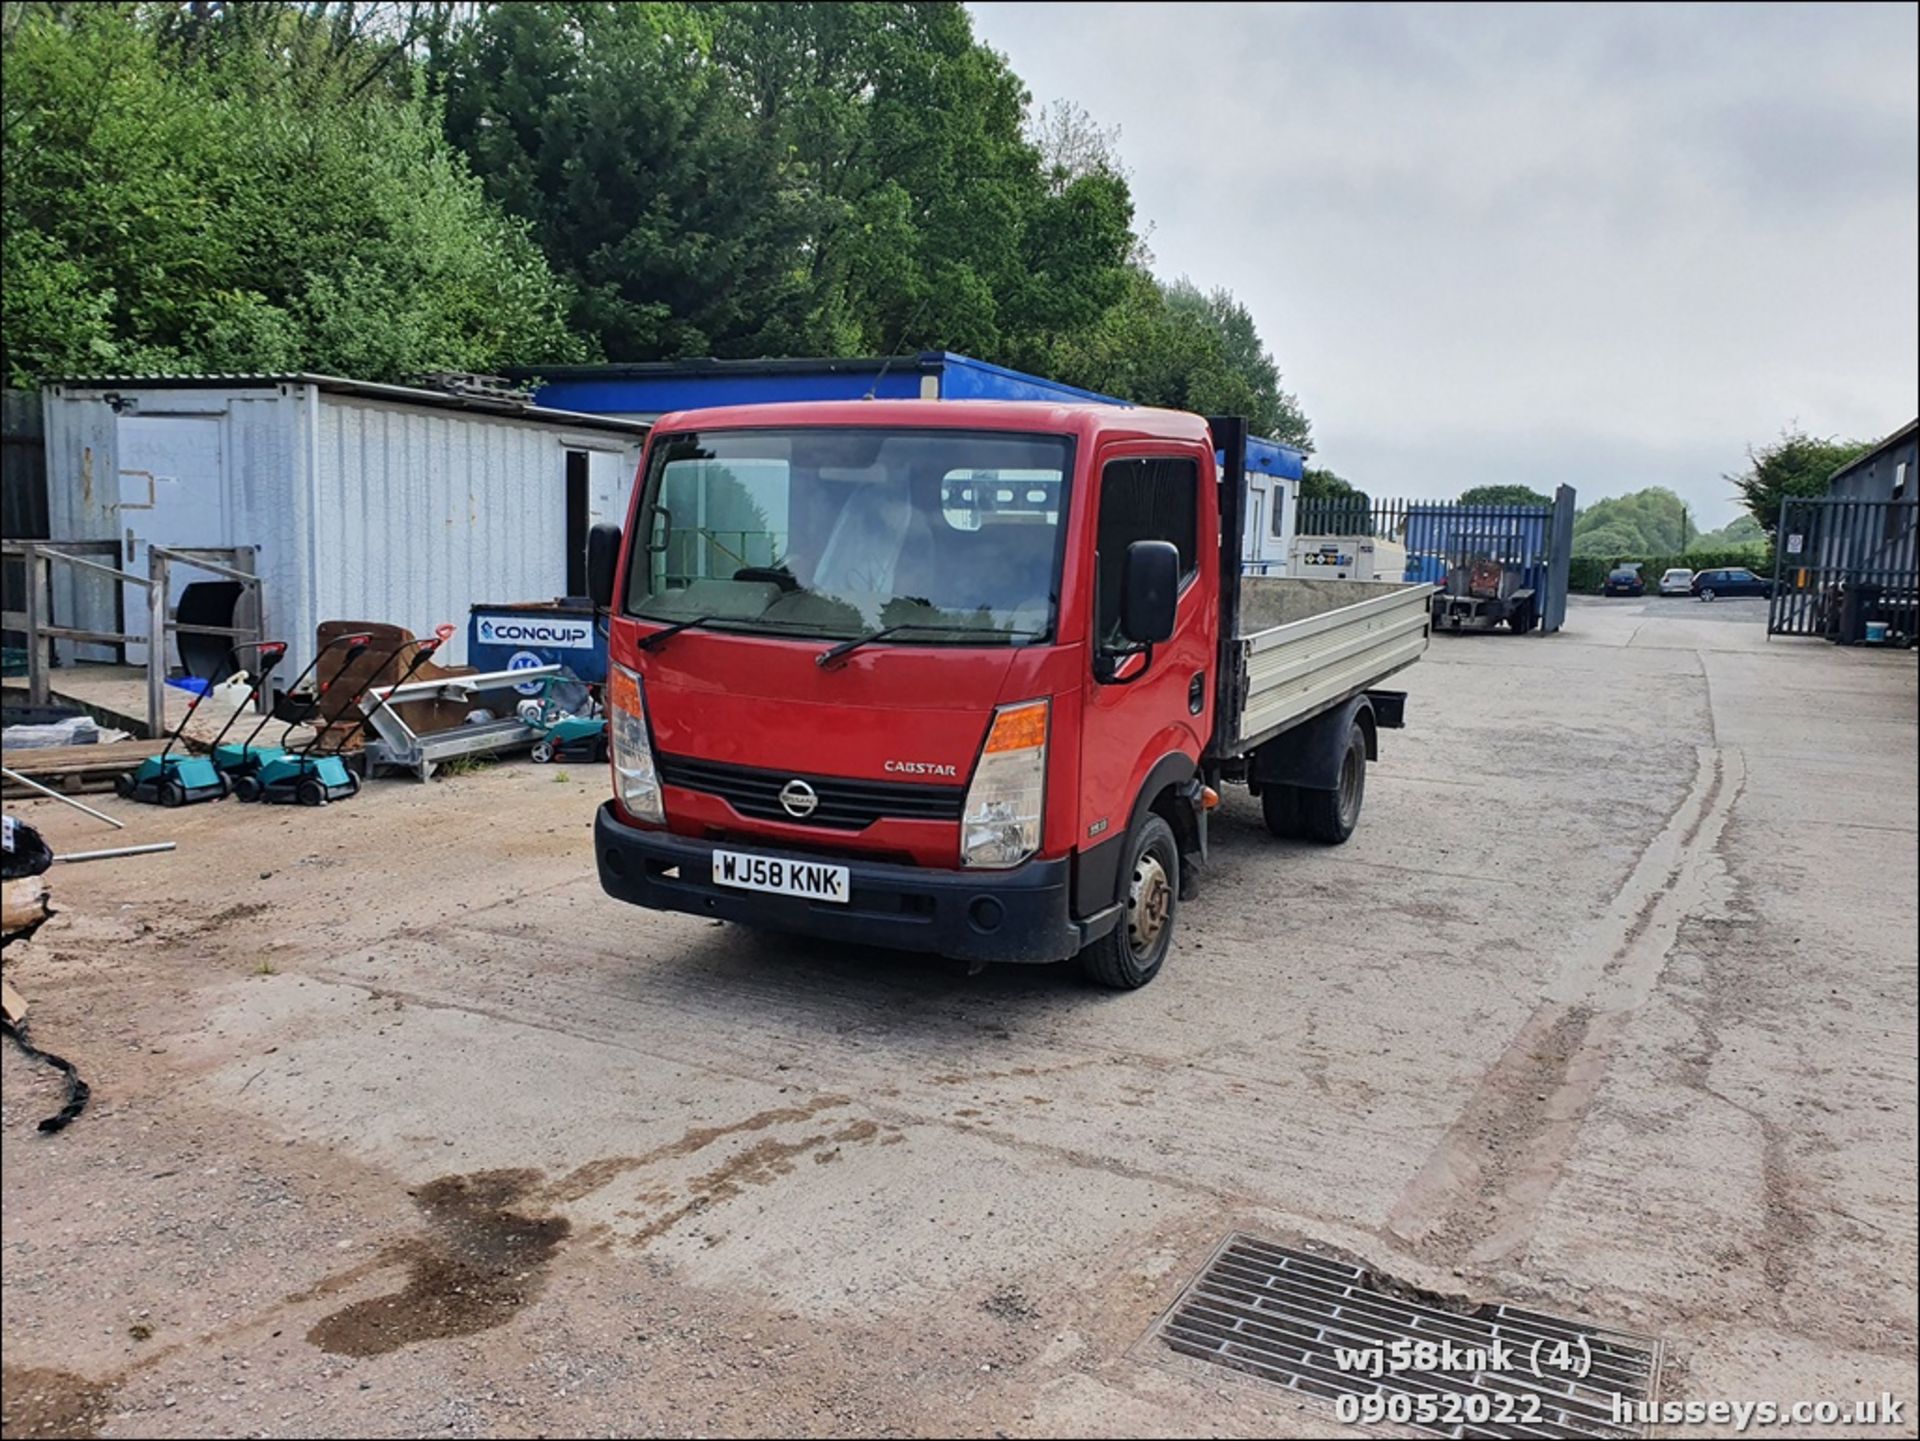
[233,775,261,802]
[1293,724,1367,845]
[1078,812,1179,990]
[114,773,134,799]
[1260,784,1301,838]
[1508,600,1533,633]
[531,740,555,764]
[296,776,326,807]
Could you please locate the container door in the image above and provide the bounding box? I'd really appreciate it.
[589,449,635,529]
[116,414,228,665]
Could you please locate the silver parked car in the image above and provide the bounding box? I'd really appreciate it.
[1658,567,1694,596]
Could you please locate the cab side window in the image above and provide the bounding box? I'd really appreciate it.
[1095,456,1198,643]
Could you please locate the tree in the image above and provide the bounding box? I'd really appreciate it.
[435,2,1136,365]
[1727,429,1872,535]
[1458,484,1549,507]
[1162,279,1310,448]
[1571,488,1691,557]
[0,3,580,387]
[1689,514,1766,554]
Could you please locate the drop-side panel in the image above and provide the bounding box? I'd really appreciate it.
[1231,579,1432,753]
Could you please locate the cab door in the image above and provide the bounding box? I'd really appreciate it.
[1076,442,1218,849]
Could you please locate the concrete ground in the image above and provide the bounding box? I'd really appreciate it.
[3,596,1914,1439]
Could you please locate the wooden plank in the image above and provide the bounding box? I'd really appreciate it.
[2,978,25,1024]
[3,738,167,778]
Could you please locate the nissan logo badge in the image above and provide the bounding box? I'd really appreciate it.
[778,778,818,819]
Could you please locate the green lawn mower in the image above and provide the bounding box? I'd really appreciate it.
[516,676,607,764]
[115,641,285,807]
[215,632,374,781]
[238,628,450,805]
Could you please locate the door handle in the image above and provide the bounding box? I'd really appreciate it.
[1188,671,1205,714]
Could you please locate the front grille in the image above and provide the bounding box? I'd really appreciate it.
[657,753,964,830]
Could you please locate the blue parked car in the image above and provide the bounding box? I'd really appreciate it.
[1691,567,1772,600]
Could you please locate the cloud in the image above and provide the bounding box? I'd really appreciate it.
[970,1,1918,525]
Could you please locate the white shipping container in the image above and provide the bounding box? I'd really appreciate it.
[41,375,647,673]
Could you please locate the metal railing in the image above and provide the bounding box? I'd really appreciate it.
[0,540,263,737]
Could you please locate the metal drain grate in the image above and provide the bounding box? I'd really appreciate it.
[1151,1234,1659,1438]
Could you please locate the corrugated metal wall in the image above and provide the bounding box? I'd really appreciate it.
[41,382,642,673]
[311,395,639,665]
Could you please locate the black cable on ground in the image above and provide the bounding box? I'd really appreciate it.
[2,1016,91,1133]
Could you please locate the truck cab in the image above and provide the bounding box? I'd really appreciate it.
[589,401,1428,988]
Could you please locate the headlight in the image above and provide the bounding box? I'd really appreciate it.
[960,699,1048,869]
[606,663,664,824]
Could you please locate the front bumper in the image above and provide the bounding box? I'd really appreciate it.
[593,804,1098,965]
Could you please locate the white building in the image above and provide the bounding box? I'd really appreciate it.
[41,374,647,671]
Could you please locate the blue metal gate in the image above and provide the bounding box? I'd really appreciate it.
[1769,496,1919,642]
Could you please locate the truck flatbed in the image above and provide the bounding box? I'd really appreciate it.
[1228,577,1435,753]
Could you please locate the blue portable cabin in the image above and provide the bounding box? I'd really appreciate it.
[509,351,1129,420]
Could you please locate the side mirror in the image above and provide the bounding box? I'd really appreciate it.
[587,523,622,610]
[1120,540,1180,645]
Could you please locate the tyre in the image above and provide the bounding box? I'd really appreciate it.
[1508,600,1532,633]
[344,770,361,797]
[531,740,555,764]
[233,775,261,802]
[296,776,326,807]
[1261,784,1302,839]
[1293,723,1367,845]
[593,735,610,763]
[158,777,186,808]
[216,772,233,799]
[1699,587,1716,602]
[1078,813,1179,990]
[114,773,134,799]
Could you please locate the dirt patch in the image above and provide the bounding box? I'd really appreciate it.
[543,1094,851,1203]
[629,1118,889,1245]
[0,1367,114,1440]
[305,1168,568,1357]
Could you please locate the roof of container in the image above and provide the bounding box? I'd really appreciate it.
[1829,417,1919,482]
[504,350,1129,407]
[45,372,652,437]
[504,354,932,381]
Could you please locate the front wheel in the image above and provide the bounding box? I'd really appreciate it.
[530,740,554,764]
[1699,587,1716,602]
[1078,812,1179,990]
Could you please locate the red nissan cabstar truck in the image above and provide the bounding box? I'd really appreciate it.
[587,402,1433,988]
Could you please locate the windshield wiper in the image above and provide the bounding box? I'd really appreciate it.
[635,613,721,651]
[815,623,1042,668]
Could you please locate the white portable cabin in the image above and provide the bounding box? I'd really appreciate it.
[40,374,648,673]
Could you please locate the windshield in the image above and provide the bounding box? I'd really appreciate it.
[625,427,1071,644]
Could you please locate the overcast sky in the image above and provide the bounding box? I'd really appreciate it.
[969,2,1918,527]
